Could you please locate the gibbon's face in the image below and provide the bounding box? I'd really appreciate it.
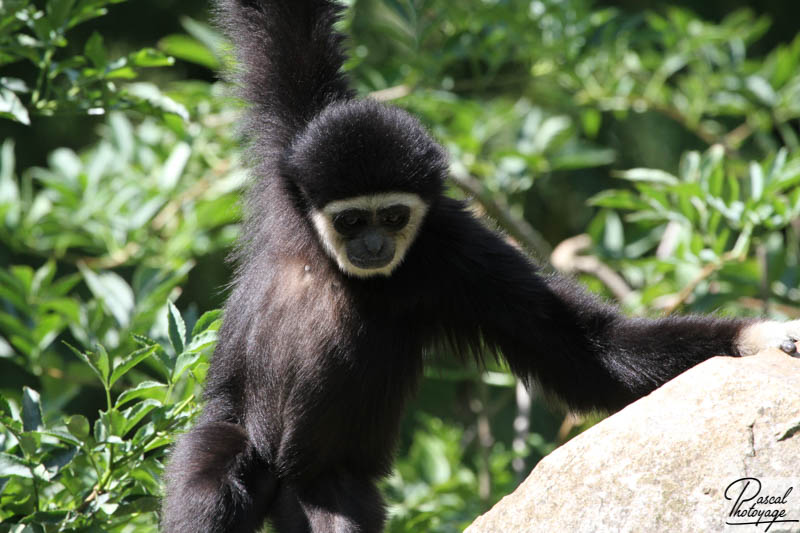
[311,192,428,278]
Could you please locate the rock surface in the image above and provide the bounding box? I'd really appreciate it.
[465,350,800,533]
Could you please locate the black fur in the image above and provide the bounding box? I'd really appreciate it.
[161,1,755,531]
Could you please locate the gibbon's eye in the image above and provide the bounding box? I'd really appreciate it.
[333,210,368,234]
[378,205,410,230]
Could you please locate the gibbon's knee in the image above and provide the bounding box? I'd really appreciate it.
[162,422,275,533]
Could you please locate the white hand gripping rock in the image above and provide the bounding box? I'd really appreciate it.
[737,319,800,356]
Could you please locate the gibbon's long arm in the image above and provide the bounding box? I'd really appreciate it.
[215,0,354,148]
[425,198,756,413]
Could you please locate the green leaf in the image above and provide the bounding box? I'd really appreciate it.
[109,345,157,387]
[19,433,38,455]
[581,108,602,138]
[120,399,160,435]
[0,87,30,125]
[159,34,219,69]
[67,414,90,440]
[106,65,137,79]
[0,77,29,93]
[25,510,70,524]
[750,161,764,201]
[93,415,107,442]
[78,264,135,328]
[185,329,217,353]
[173,351,202,381]
[114,496,160,516]
[31,260,56,293]
[47,0,76,28]
[602,210,624,254]
[167,300,186,355]
[84,31,107,69]
[0,139,20,206]
[125,82,189,121]
[745,75,777,106]
[10,264,33,292]
[22,387,43,432]
[159,142,190,190]
[64,342,109,387]
[0,394,12,420]
[191,309,223,338]
[613,168,679,185]
[0,452,32,478]
[95,344,111,384]
[130,48,174,67]
[43,446,77,478]
[41,297,81,323]
[68,1,114,28]
[33,313,65,352]
[552,147,616,170]
[181,16,226,59]
[417,434,451,485]
[589,190,647,210]
[115,380,167,407]
[46,273,81,297]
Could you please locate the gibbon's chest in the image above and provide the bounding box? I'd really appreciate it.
[263,252,429,351]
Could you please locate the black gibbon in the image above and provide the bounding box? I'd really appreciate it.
[161,1,800,532]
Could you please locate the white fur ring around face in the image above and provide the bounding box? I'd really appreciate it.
[737,320,800,357]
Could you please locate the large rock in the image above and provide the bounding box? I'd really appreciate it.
[465,350,800,533]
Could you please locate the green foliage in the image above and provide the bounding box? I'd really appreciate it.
[0,98,243,369]
[0,9,243,529]
[1,0,800,531]
[0,0,179,124]
[407,93,615,196]
[0,306,214,532]
[588,145,800,315]
[158,17,227,71]
[383,414,554,532]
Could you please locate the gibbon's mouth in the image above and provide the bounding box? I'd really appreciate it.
[348,252,394,270]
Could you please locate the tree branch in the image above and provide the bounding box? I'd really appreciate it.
[448,172,552,261]
[550,234,632,302]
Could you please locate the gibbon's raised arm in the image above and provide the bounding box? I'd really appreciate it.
[215,0,354,147]
[423,199,790,412]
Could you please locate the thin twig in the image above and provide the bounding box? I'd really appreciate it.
[449,172,552,261]
[662,251,739,315]
[369,85,412,102]
[556,412,580,444]
[724,121,754,150]
[737,297,800,319]
[757,244,770,316]
[511,381,531,481]
[550,234,632,302]
[470,380,493,502]
[81,170,217,269]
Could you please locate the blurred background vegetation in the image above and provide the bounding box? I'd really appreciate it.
[2,0,800,531]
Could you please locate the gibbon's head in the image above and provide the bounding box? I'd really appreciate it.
[282,100,448,278]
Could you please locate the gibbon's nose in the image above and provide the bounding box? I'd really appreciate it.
[364,232,384,255]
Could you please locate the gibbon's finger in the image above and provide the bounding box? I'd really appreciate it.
[781,319,800,356]
[780,339,798,356]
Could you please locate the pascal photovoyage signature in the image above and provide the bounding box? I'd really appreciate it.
[725,477,799,531]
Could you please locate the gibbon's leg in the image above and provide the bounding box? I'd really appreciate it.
[269,475,385,533]
[162,421,276,533]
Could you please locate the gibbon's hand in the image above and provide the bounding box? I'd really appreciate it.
[737,320,800,357]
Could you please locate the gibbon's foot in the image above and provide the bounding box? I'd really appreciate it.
[737,320,800,357]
